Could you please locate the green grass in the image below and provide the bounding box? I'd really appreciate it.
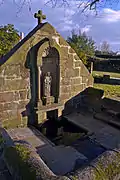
[93,71,120,78]
[94,83,120,98]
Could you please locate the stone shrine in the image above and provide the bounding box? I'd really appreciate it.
[1,10,120,180]
[0,10,93,128]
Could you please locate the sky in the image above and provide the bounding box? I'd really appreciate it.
[1,0,120,51]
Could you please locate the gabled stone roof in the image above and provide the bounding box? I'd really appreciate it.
[0,23,46,66]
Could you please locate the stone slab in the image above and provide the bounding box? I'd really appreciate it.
[65,112,120,150]
[91,126,120,149]
[37,103,64,113]
[7,127,52,149]
[94,112,120,129]
[72,137,106,161]
[94,112,114,122]
[37,145,87,175]
[65,113,108,133]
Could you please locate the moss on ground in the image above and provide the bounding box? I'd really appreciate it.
[4,144,37,180]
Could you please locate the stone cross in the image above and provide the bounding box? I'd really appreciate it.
[34,10,46,25]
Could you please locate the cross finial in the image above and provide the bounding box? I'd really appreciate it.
[34,10,46,25]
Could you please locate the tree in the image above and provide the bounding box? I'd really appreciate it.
[0,0,114,13]
[0,24,20,57]
[45,0,116,10]
[100,41,110,54]
[67,30,96,65]
[37,0,101,10]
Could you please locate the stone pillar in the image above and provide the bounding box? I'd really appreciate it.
[90,62,93,74]
[38,112,47,124]
[38,66,42,106]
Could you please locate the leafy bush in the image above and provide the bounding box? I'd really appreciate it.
[67,31,96,65]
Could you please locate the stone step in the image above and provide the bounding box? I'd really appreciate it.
[94,112,120,129]
[71,137,106,162]
[91,125,120,150]
[106,109,120,116]
[37,145,87,175]
[64,113,108,134]
[100,97,120,113]
[64,112,120,150]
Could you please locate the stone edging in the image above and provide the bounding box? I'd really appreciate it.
[0,128,70,180]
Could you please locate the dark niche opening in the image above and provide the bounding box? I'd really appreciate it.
[40,47,60,104]
[38,110,87,146]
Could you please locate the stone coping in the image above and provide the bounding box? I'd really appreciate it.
[0,128,70,180]
[37,103,64,113]
[1,127,120,180]
[69,150,120,180]
[0,128,120,180]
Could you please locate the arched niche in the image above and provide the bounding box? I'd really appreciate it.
[37,41,60,105]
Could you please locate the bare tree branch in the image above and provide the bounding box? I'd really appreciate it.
[45,0,100,10]
[0,0,119,14]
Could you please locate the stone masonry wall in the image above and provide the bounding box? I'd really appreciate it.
[58,37,93,105]
[0,23,93,127]
[0,63,30,128]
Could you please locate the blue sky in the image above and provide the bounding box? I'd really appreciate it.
[1,0,120,51]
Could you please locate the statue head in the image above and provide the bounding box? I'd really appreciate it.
[47,72,51,76]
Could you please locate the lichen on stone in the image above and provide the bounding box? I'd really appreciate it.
[94,152,120,180]
[4,144,37,180]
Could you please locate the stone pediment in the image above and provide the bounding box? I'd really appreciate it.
[0,22,60,66]
[0,15,93,129]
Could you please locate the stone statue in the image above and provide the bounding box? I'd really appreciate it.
[44,72,52,97]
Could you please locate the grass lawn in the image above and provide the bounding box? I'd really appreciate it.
[94,83,120,98]
[93,71,120,78]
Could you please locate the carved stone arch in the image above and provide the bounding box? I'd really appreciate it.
[37,40,60,104]
[37,41,50,66]
[25,37,60,109]
[24,38,50,106]
[37,38,61,66]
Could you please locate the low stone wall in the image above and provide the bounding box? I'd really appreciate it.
[63,87,104,115]
[4,145,57,180]
[0,128,70,180]
[1,127,120,180]
[69,150,120,180]
[94,59,120,73]
[94,75,120,85]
